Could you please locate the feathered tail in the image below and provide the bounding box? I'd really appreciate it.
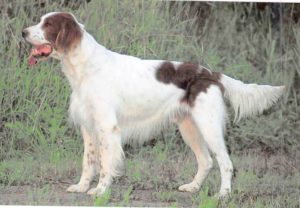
[220,74,285,122]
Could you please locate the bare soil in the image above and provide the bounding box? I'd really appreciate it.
[0,150,299,207]
[0,183,193,207]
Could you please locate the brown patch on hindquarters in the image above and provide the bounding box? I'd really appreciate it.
[155,62,224,106]
[42,12,82,52]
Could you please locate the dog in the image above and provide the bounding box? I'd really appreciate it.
[22,12,285,197]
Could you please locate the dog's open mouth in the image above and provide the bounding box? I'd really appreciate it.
[28,44,53,66]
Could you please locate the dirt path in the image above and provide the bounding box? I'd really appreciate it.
[0,183,192,207]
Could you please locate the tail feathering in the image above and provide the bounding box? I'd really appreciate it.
[220,75,285,122]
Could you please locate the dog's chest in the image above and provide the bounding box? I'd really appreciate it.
[68,91,90,127]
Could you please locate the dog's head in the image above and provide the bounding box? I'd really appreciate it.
[22,12,83,66]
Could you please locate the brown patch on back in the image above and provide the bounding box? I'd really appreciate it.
[42,12,82,52]
[155,62,176,84]
[155,62,224,106]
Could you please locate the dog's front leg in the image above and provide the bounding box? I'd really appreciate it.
[67,127,97,193]
[86,115,124,196]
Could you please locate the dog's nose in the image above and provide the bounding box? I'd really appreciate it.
[22,29,28,38]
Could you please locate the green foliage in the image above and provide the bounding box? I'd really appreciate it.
[0,157,34,185]
[126,160,143,182]
[93,189,111,206]
[153,190,176,202]
[119,185,133,206]
[198,186,219,208]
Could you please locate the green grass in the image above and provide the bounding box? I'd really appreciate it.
[94,189,111,206]
[0,0,299,207]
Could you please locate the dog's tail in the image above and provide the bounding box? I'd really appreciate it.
[219,74,285,122]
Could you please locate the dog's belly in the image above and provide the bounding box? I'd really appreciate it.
[116,87,189,143]
[118,106,187,144]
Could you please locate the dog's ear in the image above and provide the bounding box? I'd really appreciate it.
[55,14,82,53]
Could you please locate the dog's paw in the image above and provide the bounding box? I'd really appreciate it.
[66,183,89,193]
[178,182,199,193]
[217,188,231,198]
[87,186,106,196]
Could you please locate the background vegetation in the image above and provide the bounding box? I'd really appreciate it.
[0,1,299,207]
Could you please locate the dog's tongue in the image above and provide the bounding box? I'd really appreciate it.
[28,55,37,66]
[28,44,52,67]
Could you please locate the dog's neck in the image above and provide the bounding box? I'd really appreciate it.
[59,31,109,91]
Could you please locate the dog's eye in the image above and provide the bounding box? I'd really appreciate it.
[44,22,52,27]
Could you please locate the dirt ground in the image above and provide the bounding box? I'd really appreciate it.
[0,150,299,207]
[0,182,192,206]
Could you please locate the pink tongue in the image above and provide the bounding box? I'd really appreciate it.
[27,44,52,67]
[28,55,37,66]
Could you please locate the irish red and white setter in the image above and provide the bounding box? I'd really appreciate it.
[22,12,285,197]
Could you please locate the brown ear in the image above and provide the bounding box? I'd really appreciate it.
[55,14,82,53]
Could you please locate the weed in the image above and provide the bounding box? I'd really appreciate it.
[197,186,219,208]
[93,189,111,207]
[170,202,178,208]
[126,160,144,183]
[153,190,176,202]
[119,185,133,206]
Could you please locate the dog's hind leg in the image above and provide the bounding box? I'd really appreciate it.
[191,86,233,197]
[177,116,213,193]
[67,127,97,193]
